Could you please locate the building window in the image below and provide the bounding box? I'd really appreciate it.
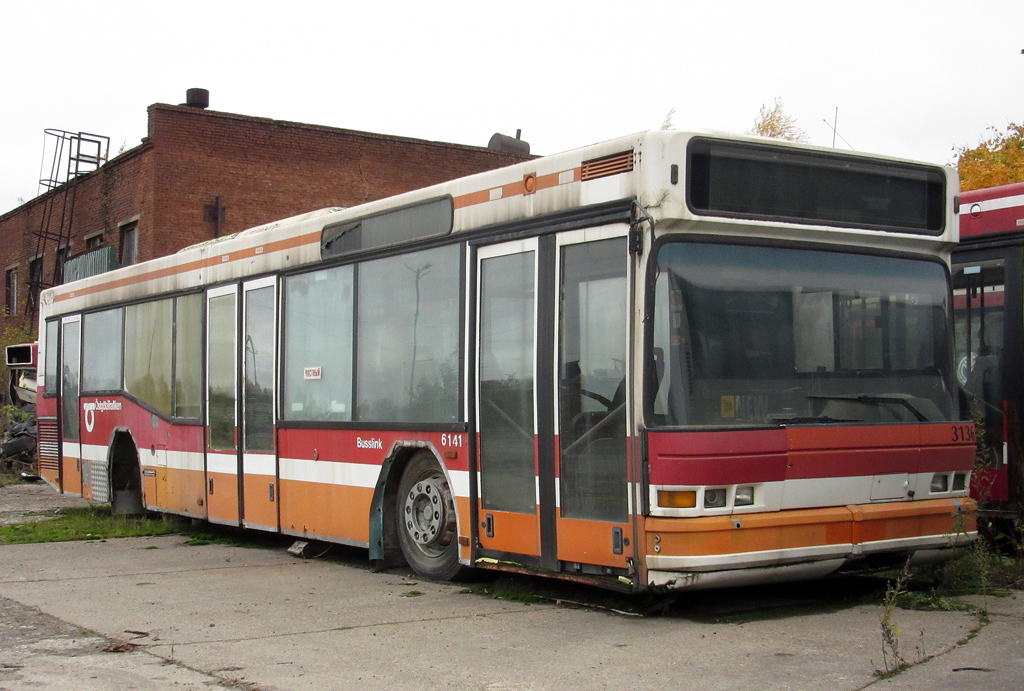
[4,267,17,317]
[29,256,42,290]
[120,222,138,266]
[85,232,104,250]
[55,246,68,284]
[27,257,43,312]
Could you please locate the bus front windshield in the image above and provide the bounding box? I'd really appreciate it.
[650,241,956,427]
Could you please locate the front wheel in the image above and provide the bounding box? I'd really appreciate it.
[397,452,466,580]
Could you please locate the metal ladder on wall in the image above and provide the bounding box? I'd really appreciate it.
[24,130,109,317]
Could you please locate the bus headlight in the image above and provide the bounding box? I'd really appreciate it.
[952,472,967,492]
[930,473,948,493]
[704,488,727,508]
[658,490,696,508]
[734,486,755,506]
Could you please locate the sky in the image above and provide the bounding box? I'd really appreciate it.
[2,0,1022,215]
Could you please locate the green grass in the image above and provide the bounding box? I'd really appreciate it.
[0,506,186,544]
[0,472,24,489]
[908,538,1024,598]
[895,590,978,612]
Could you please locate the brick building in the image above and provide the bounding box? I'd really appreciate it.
[0,97,531,337]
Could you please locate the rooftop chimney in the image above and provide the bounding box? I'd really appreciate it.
[185,88,209,109]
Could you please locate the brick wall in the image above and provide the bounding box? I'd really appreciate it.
[0,103,532,336]
[145,105,531,259]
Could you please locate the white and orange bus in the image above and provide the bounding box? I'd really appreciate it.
[36,130,976,591]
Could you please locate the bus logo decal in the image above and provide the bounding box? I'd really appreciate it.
[83,399,122,433]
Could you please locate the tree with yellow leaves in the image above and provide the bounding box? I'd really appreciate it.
[748,97,808,143]
[954,123,1024,192]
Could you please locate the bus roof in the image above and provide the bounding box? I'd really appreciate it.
[959,182,1024,238]
[41,129,956,318]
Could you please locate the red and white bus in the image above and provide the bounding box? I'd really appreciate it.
[36,130,976,591]
[954,181,1024,517]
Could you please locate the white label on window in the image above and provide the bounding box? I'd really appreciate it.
[303,367,322,380]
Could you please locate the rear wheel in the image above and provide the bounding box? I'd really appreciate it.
[397,452,465,580]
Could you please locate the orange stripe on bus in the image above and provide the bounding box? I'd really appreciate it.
[848,498,976,543]
[556,514,631,567]
[40,465,60,488]
[477,505,540,555]
[52,231,322,303]
[278,478,372,543]
[456,496,473,562]
[54,166,584,302]
[453,167,580,210]
[242,473,279,530]
[142,466,207,516]
[61,455,82,494]
[647,510,853,558]
[644,499,969,559]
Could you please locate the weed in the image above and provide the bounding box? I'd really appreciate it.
[895,591,976,612]
[877,567,910,676]
[0,404,32,426]
[929,531,1023,601]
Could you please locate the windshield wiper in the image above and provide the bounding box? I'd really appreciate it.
[808,394,929,422]
[770,415,860,424]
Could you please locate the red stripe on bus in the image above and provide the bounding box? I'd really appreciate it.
[953,291,1006,309]
[278,428,471,471]
[960,205,1024,238]
[648,425,975,485]
[647,430,788,485]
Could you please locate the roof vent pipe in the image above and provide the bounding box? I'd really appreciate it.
[185,88,209,109]
[487,131,530,155]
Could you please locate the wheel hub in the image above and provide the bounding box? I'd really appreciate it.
[404,475,455,551]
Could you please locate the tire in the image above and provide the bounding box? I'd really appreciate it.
[397,452,466,580]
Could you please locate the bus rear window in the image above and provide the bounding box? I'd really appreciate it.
[687,138,946,234]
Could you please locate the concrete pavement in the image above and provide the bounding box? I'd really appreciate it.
[0,481,1020,690]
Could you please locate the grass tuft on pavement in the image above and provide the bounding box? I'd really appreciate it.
[0,506,185,544]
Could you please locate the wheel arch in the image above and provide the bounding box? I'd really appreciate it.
[369,441,465,569]
[107,427,145,515]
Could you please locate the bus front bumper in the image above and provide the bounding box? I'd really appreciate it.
[642,498,976,590]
